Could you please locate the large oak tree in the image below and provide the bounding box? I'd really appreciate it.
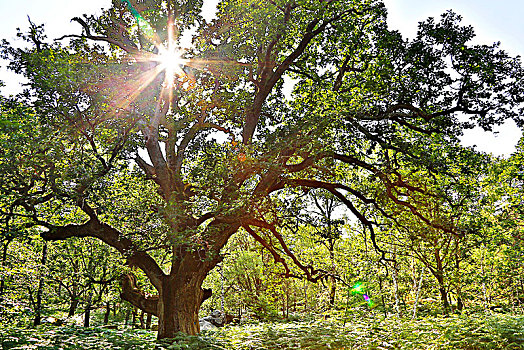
[1,0,523,338]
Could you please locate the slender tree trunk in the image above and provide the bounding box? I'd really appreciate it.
[392,264,401,316]
[124,307,130,325]
[68,296,79,317]
[84,291,92,327]
[480,249,488,310]
[132,308,137,327]
[34,242,48,326]
[390,233,400,317]
[139,310,145,329]
[438,283,449,310]
[328,249,336,308]
[329,276,336,308]
[378,275,388,318]
[453,243,464,312]
[412,266,425,319]
[104,301,111,324]
[455,256,464,311]
[0,239,12,301]
[515,275,524,309]
[434,249,449,312]
[145,313,152,329]
[220,265,225,313]
[303,279,308,313]
[435,273,450,311]
[285,291,290,318]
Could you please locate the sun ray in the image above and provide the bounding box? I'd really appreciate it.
[96,0,248,119]
[104,64,165,119]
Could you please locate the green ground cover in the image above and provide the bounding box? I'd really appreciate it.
[1,314,523,349]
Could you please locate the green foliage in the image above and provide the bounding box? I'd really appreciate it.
[0,325,227,350]
[2,315,523,349]
[214,315,524,349]
[1,325,154,350]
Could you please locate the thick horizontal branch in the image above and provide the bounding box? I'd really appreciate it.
[380,175,459,236]
[285,152,329,173]
[41,218,165,289]
[333,153,377,172]
[242,224,293,277]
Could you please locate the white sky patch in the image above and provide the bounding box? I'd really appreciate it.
[383,0,524,158]
[461,119,522,157]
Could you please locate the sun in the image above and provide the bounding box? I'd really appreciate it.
[157,46,186,87]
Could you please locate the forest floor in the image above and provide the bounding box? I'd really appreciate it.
[1,313,523,349]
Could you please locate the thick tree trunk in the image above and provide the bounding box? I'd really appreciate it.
[157,276,204,338]
[117,219,235,339]
[120,257,214,339]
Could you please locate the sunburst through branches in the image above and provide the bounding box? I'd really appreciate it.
[156,45,186,88]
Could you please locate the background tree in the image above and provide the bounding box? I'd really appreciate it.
[469,135,524,309]
[302,191,345,308]
[47,238,121,320]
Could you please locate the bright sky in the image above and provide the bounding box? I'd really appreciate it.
[384,0,524,157]
[0,0,522,156]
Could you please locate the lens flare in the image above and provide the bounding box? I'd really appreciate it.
[108,0,216,115]
[350,282,375,307]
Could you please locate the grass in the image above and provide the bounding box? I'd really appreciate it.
[1,314,523,349]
